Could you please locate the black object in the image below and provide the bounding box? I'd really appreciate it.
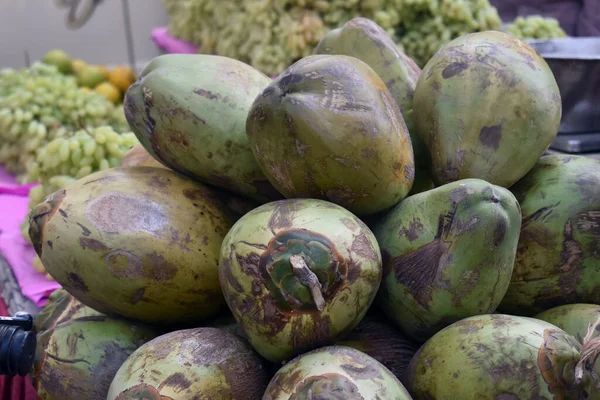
[527,38,600,154]
[55,0,106,30]
[0,312,36,377]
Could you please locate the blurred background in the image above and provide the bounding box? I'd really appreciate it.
[0,0,168,70]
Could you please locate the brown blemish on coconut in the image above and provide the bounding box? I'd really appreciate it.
[493,218,507,247]
[29,189,67,256]
[537,328,572,399]
[291,373,363,399]
[194,88,220,100]
[479,124,503,150]
[76,223,91,236]
[79,238,108,251]
[351,232,379,261]
[398,219,424,242]
[291,312,333,355]
[147,252,178,282]
[267,201,294,232]
[106,250,144,279]
[340,362,382,380]
[442,62,469,79]
[86,193,166,234]
[130,288,145,304]
[576,211,600,235]
[115,383,173,400]
[168,131,190,151]
[67,273,88,292]
[157,372,192,392]
[387,214,454,309]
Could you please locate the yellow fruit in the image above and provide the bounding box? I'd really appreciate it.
[72,59,87,74]
[95,82,121,104]
[32,255,46,274]
[109,65,136,92]
[77,65,107,88]
[97,65,110,79]
[42,49,73,74]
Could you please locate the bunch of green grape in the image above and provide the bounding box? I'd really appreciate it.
[505,16,567,41]
[0,62,129,178]
[161,0,502,75]
[20,126,139,243]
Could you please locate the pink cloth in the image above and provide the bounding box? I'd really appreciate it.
[151,27,199,54]
[0,167,60,307]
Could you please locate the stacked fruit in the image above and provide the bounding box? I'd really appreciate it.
[27,19,600,400]
[161,0,503,74]
[42,49,137,105]
[0,57,139,280]
[505,15,568,40]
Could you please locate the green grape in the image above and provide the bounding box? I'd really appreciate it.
[99,159,110,170]
[76,166,92,179]
[162,0,502,72]
[0,62,131,178]
[505,16,566,40]
[58,139,70,162]
[94,146,105,163]
[83,140,96,157]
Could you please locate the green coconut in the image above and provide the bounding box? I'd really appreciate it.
[107,328,270,400]
[263,345,413,399]
[219,198,382,363]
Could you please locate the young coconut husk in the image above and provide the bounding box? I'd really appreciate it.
[575,316,600,387]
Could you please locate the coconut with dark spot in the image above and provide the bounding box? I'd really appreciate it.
[31,312,157,400]
[535,303,600,390]
[246,54,415,216]
[372,179,522,342]
[28,166,235,325]
[406,314,600,399]
[123,54,281,203]
[219,199,382,363]
[413,31,561,188]
[263,345,412,399]
[107,328,270,400]
[119,146,259,222]
[315,17,433,195]
[499,155,600,316]
[334,313,418,383]
[33,288,103,334]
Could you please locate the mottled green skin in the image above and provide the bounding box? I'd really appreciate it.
[413,31,561,188]
[29,167,235,325]
[406,314,596,399]
[107,328,270,400]
[32,315,156,400]
[535,303,600,398]
[535,304,600,344]
[263,346,412,399]
[34,288,102,334]
[373,179,522,342]
[315,18,433,193]
[315,18,420,137]
[499,155,600,316]
[124,54,280,202]
[246,54,415,216]
[218,199,382,362]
